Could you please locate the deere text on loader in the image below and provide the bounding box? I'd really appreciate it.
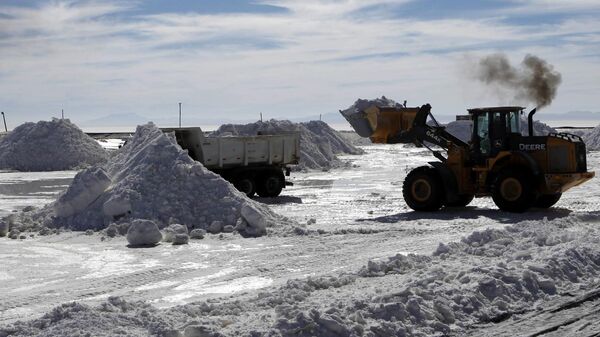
[341,104,594,212]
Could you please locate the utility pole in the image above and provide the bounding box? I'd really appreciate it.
[178,102,182,128]
[260,112,263,122]
[61,109,64,119]
[1,112,7,132]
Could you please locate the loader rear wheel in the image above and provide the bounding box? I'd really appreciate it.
[534,193,562,209]
[491,169,535,213]
[257,173,283,198]
[403,166,444,212]
[446,194,474,208]
[234,177,256,198]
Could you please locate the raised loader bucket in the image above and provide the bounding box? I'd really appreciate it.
[340,104,420,143]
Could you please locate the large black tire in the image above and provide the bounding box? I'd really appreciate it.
[256,172,284,198]
[534,193,562,209]
[402,166,444,212]
[491,169,536,213]
[234,177,256,198]
[446,194,475,208]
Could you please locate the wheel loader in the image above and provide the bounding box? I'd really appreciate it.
[341,103,594,212]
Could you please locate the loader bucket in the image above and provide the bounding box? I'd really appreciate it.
[340,105,420,143]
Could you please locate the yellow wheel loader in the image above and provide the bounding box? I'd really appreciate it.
[341,104,594,212]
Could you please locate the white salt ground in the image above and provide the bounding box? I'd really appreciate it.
[4,213,600,336]
[213,119,363,171]
[3,123,301,237]
[0,119,107,171]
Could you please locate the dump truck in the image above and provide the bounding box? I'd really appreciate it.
[341,103,594,212]
[162,127,300,198]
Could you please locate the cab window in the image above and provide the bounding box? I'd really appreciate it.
[507,112,520,133]
[477,114,490,155]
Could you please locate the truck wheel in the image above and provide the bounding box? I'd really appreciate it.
[446,194,474,208]
[402,166,444,212]
[491,169,536,213]
[257,173,283,197]
[234,177,256,198]
[534,193,562,208]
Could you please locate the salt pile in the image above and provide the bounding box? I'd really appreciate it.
[341,96,405,115]
[583,124,600,151]
[520,117,557,136]
[5,123,293,237]
[445,120,473,143]
[213,119,363,171]
[0,118,108,171]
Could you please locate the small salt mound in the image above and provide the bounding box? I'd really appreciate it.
[520,118,557,136]
[126,219,162,246]
[583,124,600,151]
[213,119,363,171]
[445,120,472,143]
[11,123,288,237]
[0,118,107,171]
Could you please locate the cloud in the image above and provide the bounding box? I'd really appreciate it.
[505,0,600,13]
[0,0,599,126]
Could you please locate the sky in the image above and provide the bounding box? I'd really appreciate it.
[1,0,600,127]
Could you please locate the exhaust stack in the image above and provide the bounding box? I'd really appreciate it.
[527,107,537,136]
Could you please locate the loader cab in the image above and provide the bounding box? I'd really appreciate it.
[469,107,524,162]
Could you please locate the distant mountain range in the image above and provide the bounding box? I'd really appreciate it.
[80,112,348,128]
[80,110,600,129]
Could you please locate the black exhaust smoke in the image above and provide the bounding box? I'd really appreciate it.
[473,53,562,108]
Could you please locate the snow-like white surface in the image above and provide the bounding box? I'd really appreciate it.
[1,144,598,336]
[0,170,76,218]
[213,119,363,171]
[0,119,107,171]
[96,138,126,150]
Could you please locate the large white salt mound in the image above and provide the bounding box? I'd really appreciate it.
[213,119,363,171]
[583,124,600,151]
[0,118,108,171]
[12,123,289,237]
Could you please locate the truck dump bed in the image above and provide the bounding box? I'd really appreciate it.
[162,127,300,169]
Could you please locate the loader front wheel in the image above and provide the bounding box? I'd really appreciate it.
[534,193,562,209]
[403,166,444,212]
[492,169,536,213]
